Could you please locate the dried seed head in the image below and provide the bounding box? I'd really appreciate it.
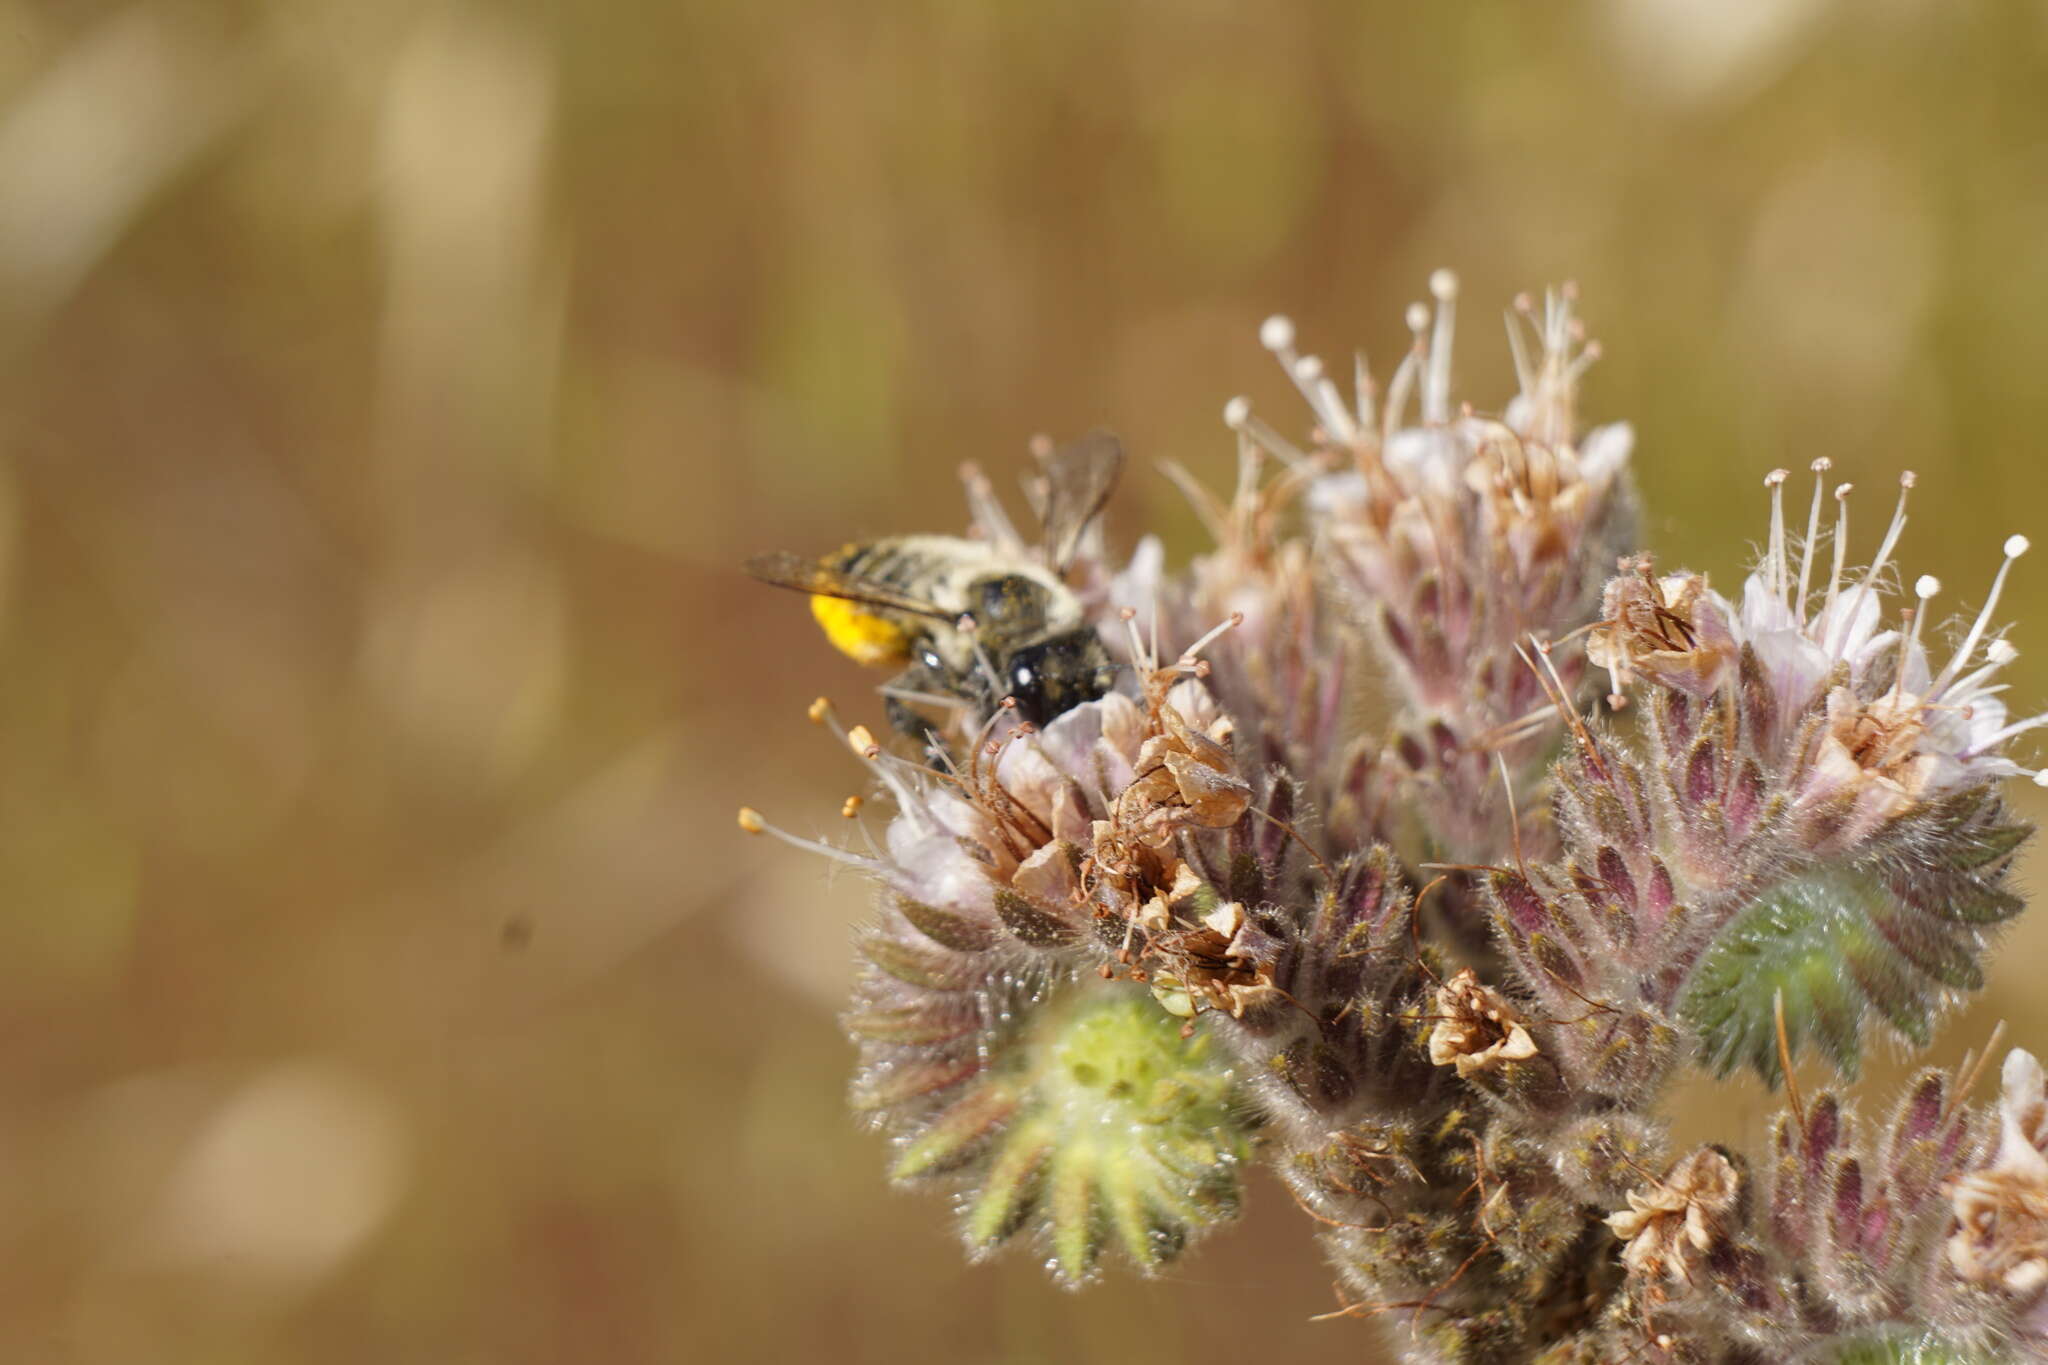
[1427,968,1539,1079]
[1606,1147,1742,1286]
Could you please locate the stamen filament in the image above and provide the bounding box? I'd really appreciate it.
[1934,535,2031,695]
[1796,458,1830,624]
[1424,270,1457,424]
[1823,483,1853,642]
[736,806,877,869]
[1764,469,1789,605]
[1844,472,1915,638]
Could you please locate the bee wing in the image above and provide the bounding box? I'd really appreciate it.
[1030,430,1125,573]
[744,550,956,622]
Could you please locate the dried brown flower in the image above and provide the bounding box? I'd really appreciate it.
[1585,563,1737,703]
[1606,1147,1741,1286]
[1427,968,1539,1078]
[1950,1049,2048,1297]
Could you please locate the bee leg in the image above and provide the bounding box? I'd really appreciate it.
[881,666,952,745]
[884,691,928,744]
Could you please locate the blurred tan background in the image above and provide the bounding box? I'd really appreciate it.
[2,1,2047,1361]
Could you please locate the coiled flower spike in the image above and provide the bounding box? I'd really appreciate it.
[739,561,1294,1287]
[740,276,2048,1364]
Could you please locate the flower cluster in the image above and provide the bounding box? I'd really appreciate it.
[742,276,2048,1363]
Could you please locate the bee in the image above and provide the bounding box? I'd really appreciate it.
[748,432,1125,742]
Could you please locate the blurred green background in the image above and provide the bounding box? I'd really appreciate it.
[2,1,2046,1361]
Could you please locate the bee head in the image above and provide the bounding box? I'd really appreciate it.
[1000,629,1116,726]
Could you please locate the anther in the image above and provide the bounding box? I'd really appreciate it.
[841,795,864,819]
[1429,268,1459,301]
[807,697,832,725]
[1259,315,1296,353]
[1223,396,1252,429]
[732,805,874,868]
[847,725,881,759]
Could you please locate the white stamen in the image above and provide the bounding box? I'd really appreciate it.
[1259,314,1296,353]
[1177,611,1244,666]
[1316,372,1359,442]
[1796,458,1831,625]
[1353,351,1377,434]
[1425,273,1457,424]
[1223,396,1251,430]
[1764,469,1790,604]
[1967,711,2048,755]
[1282,353,1358,444]
[1383,343,1422,437]
[1238,412,1312,468]
[1897,576,1941,683]
[1823,483,1853,631]
[1947,661,2012,701]
[1935,535,2031,694]
[1566,339,1602,384]
[735,807,876,869]
[1404,301,1430,334]
[1846,472,1915,630]
[1504,309,1535,400]
[1990,639,2020,665]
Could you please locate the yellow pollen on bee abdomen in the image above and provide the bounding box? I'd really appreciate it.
[810,595,912,667]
